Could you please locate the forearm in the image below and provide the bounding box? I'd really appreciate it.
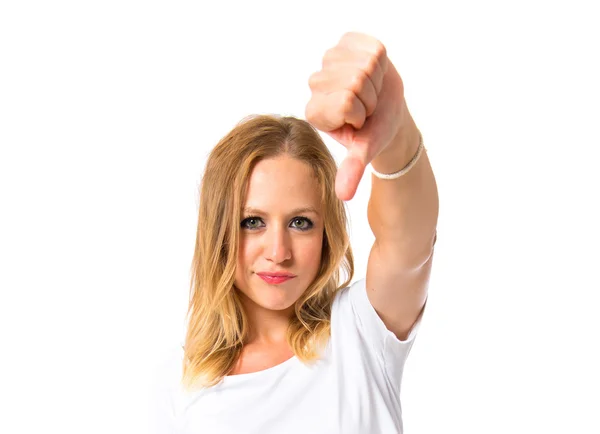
[367,115,439,269]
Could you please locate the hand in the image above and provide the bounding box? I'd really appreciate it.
[305,32,411,201]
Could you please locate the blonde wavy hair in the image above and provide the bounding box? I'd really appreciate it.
[181,114,354,391]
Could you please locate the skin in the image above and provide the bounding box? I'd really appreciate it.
[233,154,324,366]
[229,31,436,373]
[306,32,435,341]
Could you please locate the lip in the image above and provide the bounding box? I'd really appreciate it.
[257,272,296,278]
[256,272,296,285]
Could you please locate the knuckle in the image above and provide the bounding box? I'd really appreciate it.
[350,70,367,94]
[305,101,316,123]
[364,55,379,77]
[322,48,337,67]
[373,41,387,60]
[308,71,320,89]
[340,32,354,43]
[341,90,356,113]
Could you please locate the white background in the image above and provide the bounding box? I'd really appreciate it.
[1,0,599,433]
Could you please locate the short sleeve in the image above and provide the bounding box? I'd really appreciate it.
[347,278,426,387]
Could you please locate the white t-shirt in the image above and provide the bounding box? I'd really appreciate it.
[150,277,424,434]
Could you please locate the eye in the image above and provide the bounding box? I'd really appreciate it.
[291,217,314,231]
[241,217,264,230]
[240,216,314,231]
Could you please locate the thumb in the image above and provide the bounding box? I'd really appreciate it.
[335,153,366,201]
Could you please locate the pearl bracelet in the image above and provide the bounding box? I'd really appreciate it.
[370,130,426,180]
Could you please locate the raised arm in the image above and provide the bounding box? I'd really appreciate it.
[305,32,439,340]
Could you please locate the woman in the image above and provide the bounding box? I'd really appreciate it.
[152,32,438,434]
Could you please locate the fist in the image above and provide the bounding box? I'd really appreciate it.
[305,32,409,201]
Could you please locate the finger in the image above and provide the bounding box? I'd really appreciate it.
[321,47,386,95]
[308,68,378,117]
[305,90,366,132]
[336,33,388,92]
[335,152,367,201]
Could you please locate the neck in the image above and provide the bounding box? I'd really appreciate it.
[238,291,295,346]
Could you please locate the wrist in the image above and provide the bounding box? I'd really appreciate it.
[371,122,421,175]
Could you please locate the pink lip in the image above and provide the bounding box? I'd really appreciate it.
[257,273,295,284]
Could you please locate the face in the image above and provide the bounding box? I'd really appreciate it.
[234,154,324,315]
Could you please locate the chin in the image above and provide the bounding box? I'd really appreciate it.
[257,290,299,311]
[265,300,297,312]
[253,278,304,309]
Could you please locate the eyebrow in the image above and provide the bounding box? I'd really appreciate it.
[243,206,320,217]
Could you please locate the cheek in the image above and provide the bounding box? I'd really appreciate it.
[237,235,265,271]
[237,237,253,266]
[298,234,324,265]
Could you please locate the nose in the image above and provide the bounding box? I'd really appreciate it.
[264,224,292,264]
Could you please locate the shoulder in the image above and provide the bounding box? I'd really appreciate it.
[151,344,189,401]
[149,345,186,430]
[330,278,368,330]
[331,276,423,351]
[332,277,368,312]
[333,277,364,303]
